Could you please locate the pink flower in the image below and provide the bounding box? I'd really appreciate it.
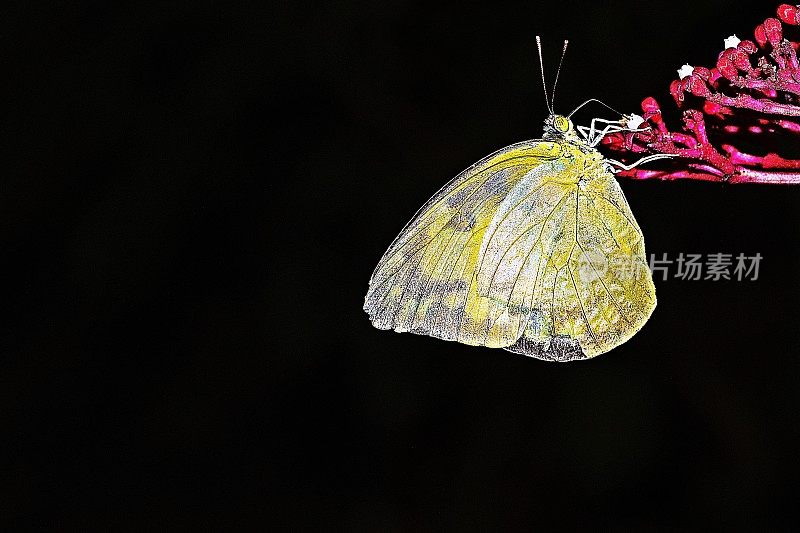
[600,3,800,184]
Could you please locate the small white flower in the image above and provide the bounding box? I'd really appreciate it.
[626,114,645,130]
[677,64,694,79]
[724,34,741,49]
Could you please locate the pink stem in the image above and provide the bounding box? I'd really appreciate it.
[723,144,800,168]
[732,76,800,95]
[617,167,800,184]
[707,92,800,116]
[730,168,800,183]
[776,119,800,133]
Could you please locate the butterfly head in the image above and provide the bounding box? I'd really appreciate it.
[543,114,576,140]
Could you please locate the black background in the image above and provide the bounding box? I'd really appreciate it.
[6,0,800,529]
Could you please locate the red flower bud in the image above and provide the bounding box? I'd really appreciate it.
[688,76,712,97]
[641,97,660,113]
[755,24,767,47]
[777,4,799,25]
[669,80,684,105]
[738,40,758,54]
[693,66,712,79]
[764,17,783,45]
[717,56,737,79]
[641,97,663,123]
[730,49,752,71]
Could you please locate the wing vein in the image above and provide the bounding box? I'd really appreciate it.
[376,153,543,272]
[484,187,573,299]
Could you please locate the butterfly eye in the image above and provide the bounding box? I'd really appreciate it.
[554,115,571,132]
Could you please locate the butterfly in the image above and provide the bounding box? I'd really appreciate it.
[364,38,671,361]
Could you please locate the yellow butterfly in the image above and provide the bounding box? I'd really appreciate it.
[364,39,670,361]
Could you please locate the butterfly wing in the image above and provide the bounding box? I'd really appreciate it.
[364,140,569,348]
[364,141,656,360]
[501,169,656,360]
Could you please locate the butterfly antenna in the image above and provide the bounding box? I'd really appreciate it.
[567,98,625,119]
[550,40,568,111]
[535,36,552,113]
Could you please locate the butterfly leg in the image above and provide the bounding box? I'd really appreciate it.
[577,118,649,146]
[587,125,631,147]
[577,117,624,144]
[604,154,675,173]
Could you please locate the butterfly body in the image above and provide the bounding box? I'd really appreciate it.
[365,115,657,361]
